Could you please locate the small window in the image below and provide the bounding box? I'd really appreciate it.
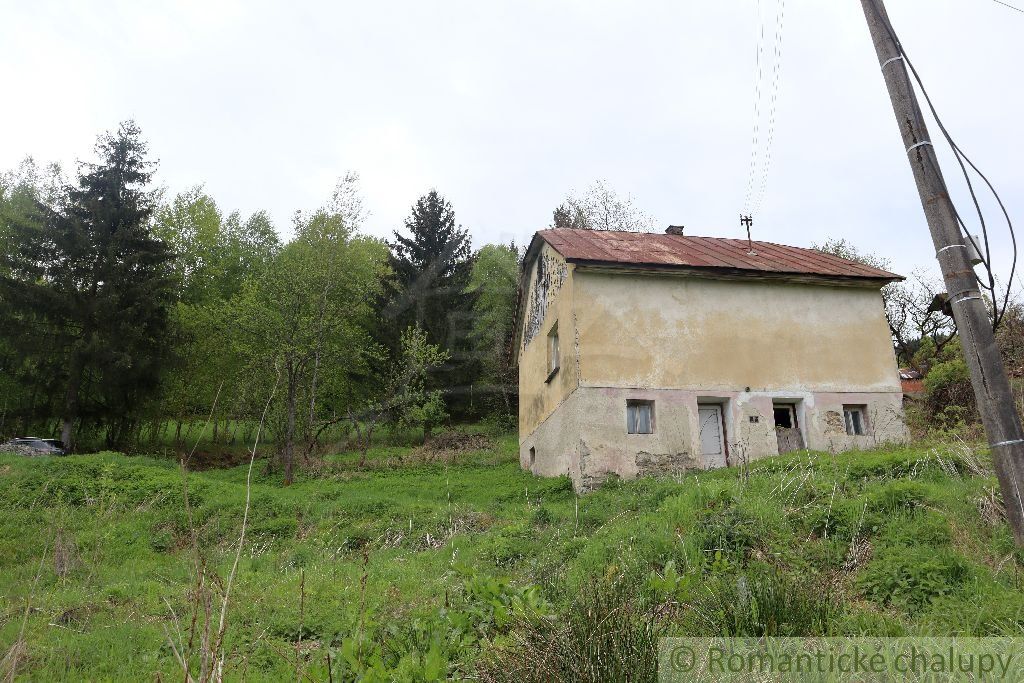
[529,446,536,469]
[546,324,560,380]
[626,400,654,434]
[844,405,868,436]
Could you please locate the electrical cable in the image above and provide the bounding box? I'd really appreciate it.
[990,0,1024,14]
[742,0,786,221]
[742,0,766,215]
[752,0,786,216]
[870,1,1017,331]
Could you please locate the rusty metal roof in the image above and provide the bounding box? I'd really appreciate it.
[537,228,902,282]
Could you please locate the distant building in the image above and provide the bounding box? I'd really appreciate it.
[899,368,925,398]
[514,228,910,490]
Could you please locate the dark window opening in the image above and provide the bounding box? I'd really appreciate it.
[773,402,804,454]
[773,405,796,429]
[529,446,537,468]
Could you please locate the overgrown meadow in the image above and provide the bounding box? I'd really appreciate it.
[2,432,1023,681]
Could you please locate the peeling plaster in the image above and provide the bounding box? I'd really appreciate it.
[521,251,568,351]
[823,410,846,435]
[518,263,909,489]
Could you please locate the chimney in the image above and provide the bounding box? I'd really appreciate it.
[665,225,685,236]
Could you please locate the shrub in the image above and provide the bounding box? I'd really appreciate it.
[857,547,970,610]
[529,475,575,501]
[924,357,976,427]
[148,526,175,553]
[846,450,929,481]
[800,498,878,542]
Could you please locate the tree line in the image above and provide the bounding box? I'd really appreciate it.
[0,123,520,482]
[5,122,1012,474]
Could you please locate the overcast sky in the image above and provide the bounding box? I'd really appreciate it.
[1,0,1021,281]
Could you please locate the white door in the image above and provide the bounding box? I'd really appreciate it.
[698,405,726,468]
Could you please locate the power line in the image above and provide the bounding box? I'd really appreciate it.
[752,0,786,216]
[990,0,1024,14]
[872,8,1017,331]
[742,0,786,220]
[742,0,766,214]
[863,0,1024,547]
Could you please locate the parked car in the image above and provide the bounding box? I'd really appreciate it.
[0,437,66,456]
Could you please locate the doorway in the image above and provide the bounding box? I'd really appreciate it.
[773,402,805,453]
[698,404,727,468]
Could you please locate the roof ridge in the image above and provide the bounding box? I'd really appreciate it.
[536,228,902,281]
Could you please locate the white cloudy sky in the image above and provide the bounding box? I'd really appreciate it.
[1,0,1021,281]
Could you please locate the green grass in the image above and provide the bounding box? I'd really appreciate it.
[2,434,1023,680]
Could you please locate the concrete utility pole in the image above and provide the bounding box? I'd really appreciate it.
[860,0,1024,544]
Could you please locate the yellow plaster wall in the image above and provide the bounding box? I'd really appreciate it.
[572,270,901,393]
[518,244,579,439]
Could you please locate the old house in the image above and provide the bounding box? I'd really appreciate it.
[514,228,909,490]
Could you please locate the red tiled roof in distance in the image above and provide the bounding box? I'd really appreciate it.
[537,228,903,282]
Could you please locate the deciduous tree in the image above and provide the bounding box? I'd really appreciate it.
[551,180,656,232]
[232,176,388,483]
[468,243,520,418]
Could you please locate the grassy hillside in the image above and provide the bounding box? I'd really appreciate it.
[2,433,1023,681]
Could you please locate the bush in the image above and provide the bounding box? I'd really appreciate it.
[924,357,976,427]
[846,450,930,481]
[857,547,970,610]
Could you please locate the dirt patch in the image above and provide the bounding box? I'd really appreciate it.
[180,448,258,470]
[54,603,101,628]
[410,432,494,461]
[635,450,697,478]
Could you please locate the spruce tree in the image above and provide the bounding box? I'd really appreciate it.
[384,190,477,420]
[0,122,175,449]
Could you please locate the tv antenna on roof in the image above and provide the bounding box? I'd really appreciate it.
[740,214,757,255]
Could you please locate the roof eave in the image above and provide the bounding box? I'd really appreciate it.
[566,259,903,288]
